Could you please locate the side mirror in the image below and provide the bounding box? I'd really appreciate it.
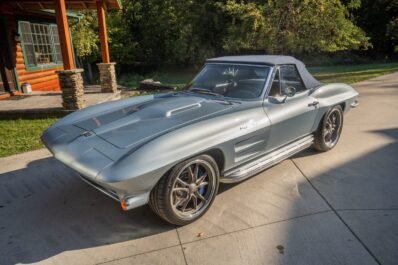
[280,86,296,103]
[283,86,296,97]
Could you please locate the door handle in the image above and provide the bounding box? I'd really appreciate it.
[308,101,319,107]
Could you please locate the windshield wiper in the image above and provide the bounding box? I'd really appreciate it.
[189,88,222,96]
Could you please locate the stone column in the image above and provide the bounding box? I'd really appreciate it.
[56,69,85,110]
[97,62,117,93]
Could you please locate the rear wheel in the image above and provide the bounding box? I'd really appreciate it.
[149,155,219,225]
[314,105,344,152]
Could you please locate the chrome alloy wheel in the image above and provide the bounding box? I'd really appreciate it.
[170,160,216,219]
[324,109,342,147]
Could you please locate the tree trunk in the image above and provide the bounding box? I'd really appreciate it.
[86,58,94,84]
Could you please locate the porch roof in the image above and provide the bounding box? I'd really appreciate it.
[2,0,122,11]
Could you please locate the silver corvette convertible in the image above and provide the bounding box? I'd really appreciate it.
[42,55,358,225]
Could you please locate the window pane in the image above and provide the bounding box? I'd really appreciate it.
[269,69,281,97]
[280,65,305,93]
[24,44,36,66]
[188,64,271,99]
[19,21,63,67]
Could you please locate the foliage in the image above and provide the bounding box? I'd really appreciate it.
[352,0,398,56]
[70,11,99,59]
[387,17,398,53]
[219,0,369,54]
[117,0,224,65]
[70,0,398,69]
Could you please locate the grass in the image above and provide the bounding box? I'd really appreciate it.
[0,62,397,158]
[0,118,57,157]
[309,63,398,84]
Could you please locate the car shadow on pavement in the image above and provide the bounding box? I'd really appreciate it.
[0,157,175,265]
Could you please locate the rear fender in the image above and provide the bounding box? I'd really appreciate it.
[310,83,358,132]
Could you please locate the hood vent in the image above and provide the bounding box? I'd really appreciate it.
[166,103,201,117]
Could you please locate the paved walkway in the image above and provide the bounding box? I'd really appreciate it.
[0,86,121,111]
[0,72,397,265]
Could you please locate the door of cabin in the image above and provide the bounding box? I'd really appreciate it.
[0,17,17,94]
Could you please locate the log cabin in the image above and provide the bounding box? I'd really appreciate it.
[0,0,121,102]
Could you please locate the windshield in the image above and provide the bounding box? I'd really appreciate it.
[186,64,271,100]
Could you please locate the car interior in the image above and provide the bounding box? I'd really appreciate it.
[190,64,270,99]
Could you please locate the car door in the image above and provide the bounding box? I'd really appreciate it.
[263,65,319,151]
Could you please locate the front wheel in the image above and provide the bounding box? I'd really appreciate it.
[314,105,344,152]
[149,155,219,225]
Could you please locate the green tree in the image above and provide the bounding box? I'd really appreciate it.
[219,0,369,55]
[353,0,398,56]
[70,11,100,83]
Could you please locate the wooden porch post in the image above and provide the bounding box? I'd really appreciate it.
[54,0,74,69]
[96,0,110,63]
[97,0,117,93]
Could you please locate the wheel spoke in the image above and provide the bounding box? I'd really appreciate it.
[327,117,332,126]
[196,173,207,185]
[174,195,189,208]
[193,164,199,182]
[195,191,206,202]
[198,181,208,188]
[192,194,198,210]
[176,178,189,187]
[181,195,192,212]
[187,166,195,182]
[173,187,189,193]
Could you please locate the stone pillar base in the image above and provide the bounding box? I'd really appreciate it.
[56,69,85,110]
[97,62,117,93]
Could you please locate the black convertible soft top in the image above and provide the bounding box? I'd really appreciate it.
[207,55,321,89]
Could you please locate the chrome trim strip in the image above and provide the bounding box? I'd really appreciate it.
[221,135,314,183]
[79,175,120,202]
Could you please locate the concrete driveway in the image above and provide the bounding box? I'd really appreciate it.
[1,72,397,265]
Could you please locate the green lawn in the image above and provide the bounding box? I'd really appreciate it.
[0,63,397,158]
[0,118,56,157]
[310,63,398,84]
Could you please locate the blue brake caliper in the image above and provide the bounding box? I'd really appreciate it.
[199,186,206,195]
[198,168,206,195]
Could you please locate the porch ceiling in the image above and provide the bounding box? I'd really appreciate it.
[2,0,121,11]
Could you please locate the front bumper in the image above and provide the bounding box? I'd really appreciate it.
[350,99,359,108]
[42,125,161,211]
[79,174,150,210]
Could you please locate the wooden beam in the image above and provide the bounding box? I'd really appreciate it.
[54,0,75,69]
[96,0,110,63]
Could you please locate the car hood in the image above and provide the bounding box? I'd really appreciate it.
[72,94,233,148]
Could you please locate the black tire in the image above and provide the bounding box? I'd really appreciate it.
[149,154,219,225]
[314,105,344,152]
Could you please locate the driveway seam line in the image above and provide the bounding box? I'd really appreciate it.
[94,244,181,265]
[176,228,189,265]
[337,208,398,212]
[180,209,332,245]
[291,159,382,265]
